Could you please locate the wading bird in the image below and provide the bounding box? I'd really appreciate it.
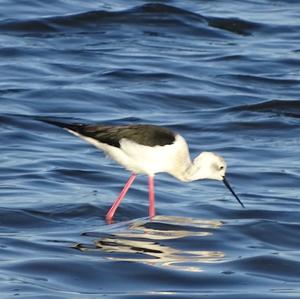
[43,120,244,222]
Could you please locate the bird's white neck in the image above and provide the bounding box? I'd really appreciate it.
[169,151,227,182]
[169,160,204,182]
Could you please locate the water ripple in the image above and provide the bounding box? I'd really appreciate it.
[1,0,300,297]
[0,3,263,37]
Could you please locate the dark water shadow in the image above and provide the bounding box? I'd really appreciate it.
[75,215,224,272]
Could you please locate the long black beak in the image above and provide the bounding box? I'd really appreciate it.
[223,177,245,208]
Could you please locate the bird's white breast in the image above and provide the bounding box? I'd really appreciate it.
[119,134,191,175]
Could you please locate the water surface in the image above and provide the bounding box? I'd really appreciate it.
[1,1,300,298]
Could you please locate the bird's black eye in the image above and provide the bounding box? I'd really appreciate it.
[219,166,224,170]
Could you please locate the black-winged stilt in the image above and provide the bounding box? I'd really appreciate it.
[43,120,244,222]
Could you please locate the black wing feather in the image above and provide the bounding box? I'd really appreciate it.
[42,119,176,148]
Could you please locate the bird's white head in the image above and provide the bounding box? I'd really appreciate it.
[187,151,245,208]
[191,151,227,181]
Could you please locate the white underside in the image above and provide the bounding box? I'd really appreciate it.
[67,129,192,178]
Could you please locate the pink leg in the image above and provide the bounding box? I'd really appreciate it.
[148,175,155,218]
[106,173,137,222]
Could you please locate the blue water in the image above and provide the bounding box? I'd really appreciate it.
[1,1,300,298]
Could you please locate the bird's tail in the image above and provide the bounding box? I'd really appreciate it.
[36,117,84,132]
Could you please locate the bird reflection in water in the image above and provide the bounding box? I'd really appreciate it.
[75,216,225,272]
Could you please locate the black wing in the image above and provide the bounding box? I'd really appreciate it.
[43,120,176,148]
